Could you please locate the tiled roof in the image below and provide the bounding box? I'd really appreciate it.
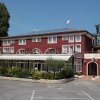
[11,28,81,37]
[20,28,79,36]
[1,27,90,39]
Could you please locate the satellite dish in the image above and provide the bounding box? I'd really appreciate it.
[66,19,70,24]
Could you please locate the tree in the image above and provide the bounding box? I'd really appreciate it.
[56,60,65,71]
[45,58,65,76]
[0,2,10,37]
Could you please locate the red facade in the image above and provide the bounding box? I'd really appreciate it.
[1,28,100,76]
[1,31,93,55]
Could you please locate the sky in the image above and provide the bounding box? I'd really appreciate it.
[1,0,100,36]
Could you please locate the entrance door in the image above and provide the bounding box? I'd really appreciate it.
[88,62,97,76]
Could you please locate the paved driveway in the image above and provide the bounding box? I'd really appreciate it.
[0,78,100,100]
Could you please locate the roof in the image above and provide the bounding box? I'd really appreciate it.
[0,27,93,39]
[19,28,78,36]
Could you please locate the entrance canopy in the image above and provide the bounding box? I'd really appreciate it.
[0,54,72,61]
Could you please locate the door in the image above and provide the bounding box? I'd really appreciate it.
[88,62,97,76]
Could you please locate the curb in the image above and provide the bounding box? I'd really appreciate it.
[0,76,74,84]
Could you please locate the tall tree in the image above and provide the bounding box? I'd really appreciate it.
[0,2,10,37]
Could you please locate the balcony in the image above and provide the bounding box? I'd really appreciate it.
[0,54,72,61]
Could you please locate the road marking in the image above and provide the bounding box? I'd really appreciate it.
[82,91,94,100]
[30,90,35,100]
[33,97,89,99]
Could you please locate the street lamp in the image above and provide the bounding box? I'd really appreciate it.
[71,55,74,73]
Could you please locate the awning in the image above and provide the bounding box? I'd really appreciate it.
[0,54,72,61]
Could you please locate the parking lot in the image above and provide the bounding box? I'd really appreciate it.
[0,78,100,100]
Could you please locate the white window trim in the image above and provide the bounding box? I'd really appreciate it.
[32,37,41,42]
[75,65,82,72]
[3,40,6,46]
[7,40,11,46]
[69,35,74,43]
[75,35,81,42]
[48,36,57,44]
[69,44,74,54]
[62,35,68,41]
[16,48,26,54]
[62,45,69,54]
[75,44,81,52]
[19,39,26,45]
[3,47,14,54]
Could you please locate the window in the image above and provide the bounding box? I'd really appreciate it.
[62,35,68,41]
[75,44,81,52]
[32,37,41,42]
[19,39,26,45]
[19,50,26,54]
[3,47,14,54]
[69,35,74,42]
[48,36,57,44]
[10,47,14,53]
[69,45,74,54]
[31,48,41,54]
[46,48,57,54]
[17,49,26,54]
[75,35,81,42]
[7,40,11,46]
[75,59,82,72]
[3,40,14,46]
[3,40,6,46]
[62,45,69,54]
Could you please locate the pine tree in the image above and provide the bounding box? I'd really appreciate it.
[0,2,10,37]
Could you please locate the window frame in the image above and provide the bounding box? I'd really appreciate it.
[75,44,81,52]
[69,35,74,43]
[62,35,69,41]
[48,36,57,44]
[3,40,6,46]
[62,45,69,54]
[69,44,74,54]
[3,47,14,54]
[75,35,81,42]
[19,39,26,45]
[32,37,41,42]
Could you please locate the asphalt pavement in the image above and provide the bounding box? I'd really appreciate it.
[0,78,100,100]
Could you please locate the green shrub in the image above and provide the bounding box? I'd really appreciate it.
[55,68,74,79]
[42,72,54,79]
[7,67,22,78]
[21,70,31,78]
[31,70,43,79]
[55,72,64,79]
[7,68,31,78]
[7,68,14,77]
[0,67,8,76]
[61,68,74,78]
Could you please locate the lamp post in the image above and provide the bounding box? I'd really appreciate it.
[70,46,74,73]
[71,55,74,73]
